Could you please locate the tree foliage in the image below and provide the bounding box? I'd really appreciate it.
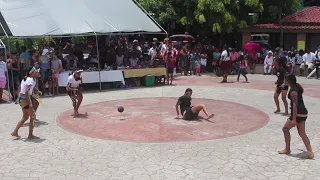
[138,0,301,33]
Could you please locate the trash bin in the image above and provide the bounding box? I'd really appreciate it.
[143,75,155,87]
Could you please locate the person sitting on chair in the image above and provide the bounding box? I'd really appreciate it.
[175,88,214,121]
[300,49,316,76]
[264,51,273,75]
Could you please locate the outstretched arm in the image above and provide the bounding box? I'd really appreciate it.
[176,101,181,117]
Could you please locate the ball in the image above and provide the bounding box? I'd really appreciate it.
[118,106,124,113]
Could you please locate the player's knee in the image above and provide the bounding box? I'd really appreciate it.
[281,97,287,102]
[22,116,28,122]
[282,127,289,133]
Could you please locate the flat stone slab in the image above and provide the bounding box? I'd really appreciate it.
[57,97,269,142]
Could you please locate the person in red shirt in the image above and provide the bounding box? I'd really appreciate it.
[163,42,178,85]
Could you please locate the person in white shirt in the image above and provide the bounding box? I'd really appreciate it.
[67,70,83,115]
[220,46,231,83]
[148,42,158,65]
[300,49,316,76]
[160,38,169,55]
[116,50,124,67]
[264,51,273,75]
[0,54,7,102]
[129,52,139,67]
[314,46,320,79]
[11,66,41,139]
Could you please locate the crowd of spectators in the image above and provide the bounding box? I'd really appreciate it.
[1,35,320,102]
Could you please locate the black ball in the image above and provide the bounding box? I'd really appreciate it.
[118,106,124,113]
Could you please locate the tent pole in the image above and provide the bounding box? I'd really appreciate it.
[95,33,102,91]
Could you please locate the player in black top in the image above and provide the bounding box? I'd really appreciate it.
[175,88,214,121]
[274,58,289,115]
[278,73,314,159]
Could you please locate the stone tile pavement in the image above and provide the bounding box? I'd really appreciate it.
[1,75,320,180]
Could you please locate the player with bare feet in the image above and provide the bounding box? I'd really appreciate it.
[278,73,314,159]
[274,58,289,115]
[66,70,83,115]
[11,66,41,139]
[175,88,214,122]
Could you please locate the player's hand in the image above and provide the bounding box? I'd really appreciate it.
[38,91,43,96]
[291,120,297,126]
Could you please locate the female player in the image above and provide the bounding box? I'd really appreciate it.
[279,73,314,159]
[67,70,83,115]
[175,88,214,121]
[274,59,289,115]
[11,66,41,139]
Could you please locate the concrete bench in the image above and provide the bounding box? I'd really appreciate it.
[249,64,310,76]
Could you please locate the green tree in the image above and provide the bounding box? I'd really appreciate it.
[259,0,301,23]
[138,0,301,34]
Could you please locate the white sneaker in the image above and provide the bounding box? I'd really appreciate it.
[49,93,52,97]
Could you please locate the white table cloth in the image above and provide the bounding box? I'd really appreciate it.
[58,70,125,87]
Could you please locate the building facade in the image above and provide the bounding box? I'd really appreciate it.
[242,6,320,51]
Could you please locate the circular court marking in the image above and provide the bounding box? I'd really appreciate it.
[57,98,269,143]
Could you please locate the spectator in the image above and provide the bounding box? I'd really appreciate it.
[51,53,63,96]
[163,41,177,85]
[129,51,139,68]
[200,50,207,74]
[7,51,21,100]
[287,53,296,73]
[247,49,259,74]
[148,42,158,66]
[189,50,197,75]
[65,50,79,70]
[19,46,30,69]
[212,48,221,73]
[133,40,142,58]
[220,45,231,83]
[160,38,169,55]
[39,49,52,96]
[295,49,304,66]
[116,48,124,67]
[178,45,188,75]
[264,51,273,75]
[300,49,316,76]
[0,54,7,102]
[315,46,320,79]
[230,48,239,75]
[206,44,214,72]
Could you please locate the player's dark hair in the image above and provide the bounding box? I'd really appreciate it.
[24,66,34,81]
[285,73,304,93]
[185,88,192,93]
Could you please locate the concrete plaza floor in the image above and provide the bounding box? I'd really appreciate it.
[1,74,320,180]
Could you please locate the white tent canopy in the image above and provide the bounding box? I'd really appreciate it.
[0,0,163,37]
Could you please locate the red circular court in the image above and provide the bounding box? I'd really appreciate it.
[57,97,269,143]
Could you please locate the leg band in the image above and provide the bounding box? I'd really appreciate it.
[283,127,289,133]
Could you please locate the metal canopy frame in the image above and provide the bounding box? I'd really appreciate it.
[0,0,167,93]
